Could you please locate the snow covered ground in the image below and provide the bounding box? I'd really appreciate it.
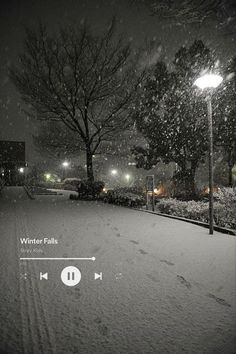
[0,186,235,354]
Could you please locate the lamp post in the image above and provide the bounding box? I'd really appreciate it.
[125,173,132,187]
[110,169,119,188]
[125,173,131,182]
[194,74,223,235]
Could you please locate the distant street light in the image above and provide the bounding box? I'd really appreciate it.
[194,73,223,235]
[45,173,51,180]
[111,169,118,176]
[125,174,131,181]
[62,161,69,168]
[18,167,24,173]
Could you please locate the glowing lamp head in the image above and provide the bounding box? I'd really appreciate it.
[194,74,223,90]
[45,173,51,180]
[111,169,118,176]
[125,174,131,181]
[18,167,24,173]
[62,161,69,168]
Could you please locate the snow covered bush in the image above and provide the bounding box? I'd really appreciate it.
[62,178,81,191]
[157,190,236,230]
[213,188,236,229]
[103,188,145,208]
[77,180,105,199]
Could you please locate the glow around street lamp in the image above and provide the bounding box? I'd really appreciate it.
[125,174,131,181]
[194,74,223,89]
[18,167,24,173]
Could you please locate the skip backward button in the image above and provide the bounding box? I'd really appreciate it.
[40,272,48,280]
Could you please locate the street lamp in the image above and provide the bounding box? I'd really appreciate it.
[125,174,131,181]
[62,161,70,179]
[194,73,223,234]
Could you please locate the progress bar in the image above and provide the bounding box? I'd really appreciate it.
[20,257,96,261]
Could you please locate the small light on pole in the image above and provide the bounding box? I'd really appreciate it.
[194,73,223,235]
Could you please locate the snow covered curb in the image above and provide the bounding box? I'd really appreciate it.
[0,180,4,192]
[135,208,236,236]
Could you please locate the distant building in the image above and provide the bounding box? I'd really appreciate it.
[0,140,26,185]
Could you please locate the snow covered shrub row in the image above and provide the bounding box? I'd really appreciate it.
[103,188,145,208]
[213,188,236,230]
[157,199,209,221]
[157,188,236,230]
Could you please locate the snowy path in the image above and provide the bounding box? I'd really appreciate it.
[0,187,235,354]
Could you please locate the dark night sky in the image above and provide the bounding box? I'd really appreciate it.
[0,0,235,163]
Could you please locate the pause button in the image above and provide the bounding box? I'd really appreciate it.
[61,266,81,286]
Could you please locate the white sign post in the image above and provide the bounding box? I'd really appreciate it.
[146,175,155,211]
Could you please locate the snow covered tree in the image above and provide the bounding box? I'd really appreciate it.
[10,21,141,182]
[132,0,235,27]
[216,57,236,186]
[133,40,216,197]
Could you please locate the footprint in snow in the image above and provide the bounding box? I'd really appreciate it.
[177,275,191,289]
[139,249,148,255]
[207,293,231,307]
[217,285,224,292]
[92,246,101,253]
[146,273,159,283]
[160,259,175,266]
[98,324,109,336]
[69,287,81,298]
[129,240,139,245]
[94,317,109,336]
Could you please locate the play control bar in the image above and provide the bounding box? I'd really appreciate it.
[20,257,96,261]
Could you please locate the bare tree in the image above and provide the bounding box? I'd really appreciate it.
[33,121,84,160]
[11,21,142,182]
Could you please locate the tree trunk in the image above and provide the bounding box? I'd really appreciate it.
[228,164,233,187]
[86,146,94,183]
[174,162,197,200]
[228,151,233,187]
[185,168,196,199]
